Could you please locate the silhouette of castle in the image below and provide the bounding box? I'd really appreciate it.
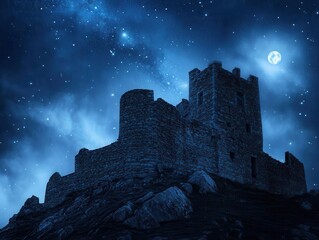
[45,61,307,207]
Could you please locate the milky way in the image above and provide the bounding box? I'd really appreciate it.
[1,0,319,227]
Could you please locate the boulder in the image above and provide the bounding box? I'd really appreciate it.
[38,216,57,233]
[188,170,217,194]
[112,201,134,222]
[38,209,64,233]
[136,192,155,204]
[234,219,244,229]
[117,231,132,240]
[65,195,89,215]
[290,228,319,240]
[298,224,310,232]
[124,187,192,229]
[82,199,107,220]
[93,187,104,196]
[300,201,312,210]
[57,225,74,240]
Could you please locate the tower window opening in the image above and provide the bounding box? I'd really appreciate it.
[230,152,235,160]
[198,91,203,105]
[237,92,244,106]
[251,157,257,178]
[246,123,251,133]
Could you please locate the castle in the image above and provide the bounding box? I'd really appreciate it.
[45,62,307,207]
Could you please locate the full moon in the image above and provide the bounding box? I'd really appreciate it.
[268,51,282,64]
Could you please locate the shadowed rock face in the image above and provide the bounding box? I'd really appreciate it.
[124,187,193,229]
[0,171,318,240]
[188,170,217,194]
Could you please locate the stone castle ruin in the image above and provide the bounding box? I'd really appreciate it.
[45,61,307,207]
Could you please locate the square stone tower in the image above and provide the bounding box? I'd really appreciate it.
[189,61,263,184]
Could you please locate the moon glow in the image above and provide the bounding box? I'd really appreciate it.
[268,51,282,64]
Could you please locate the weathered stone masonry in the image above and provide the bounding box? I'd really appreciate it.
[45,61,307,207]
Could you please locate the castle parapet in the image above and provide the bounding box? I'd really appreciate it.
[232,67,240,78]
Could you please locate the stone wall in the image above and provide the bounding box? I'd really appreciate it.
[154,98,219,174]
[265,152,307,195]
[176,99,189,119]
[285,152,307,194]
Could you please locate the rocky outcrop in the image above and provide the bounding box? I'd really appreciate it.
[188,170,217,194]
[113,201,134,222]
[0,171,318,239]
[21,195,43,214]
[124,187,193,229]
[135,192,155,204]
[2,196,44,231]
[38,209,64,234]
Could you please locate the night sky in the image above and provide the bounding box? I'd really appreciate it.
[1,0,319,227]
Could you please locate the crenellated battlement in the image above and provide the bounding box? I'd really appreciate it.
[44,61,307,208]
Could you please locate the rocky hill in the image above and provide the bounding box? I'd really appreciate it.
[0,170,318,240]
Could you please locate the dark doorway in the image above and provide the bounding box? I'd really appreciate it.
[251,157,257,178]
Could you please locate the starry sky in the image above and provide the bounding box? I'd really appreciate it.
[1,0,319,227]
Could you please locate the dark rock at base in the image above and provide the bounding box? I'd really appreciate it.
[180,182,193,196]
[1,173,318,239]
[135,192,155,204]
[229,228,243,239]
[290,228,319,240]
[57,225,74,240]
[298,224,310,232]
[300,201,312,210]
[82,199,107,220]
[113,201,134,222]
[3,195,44,231]
[65,195,89,215]
[151,237,168,240]
[188,170,217,194]
[93,187,104,196]
[38,209,64,233]
[124,187,192,229]
[117,231,132,240]
[234,219,244,229]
